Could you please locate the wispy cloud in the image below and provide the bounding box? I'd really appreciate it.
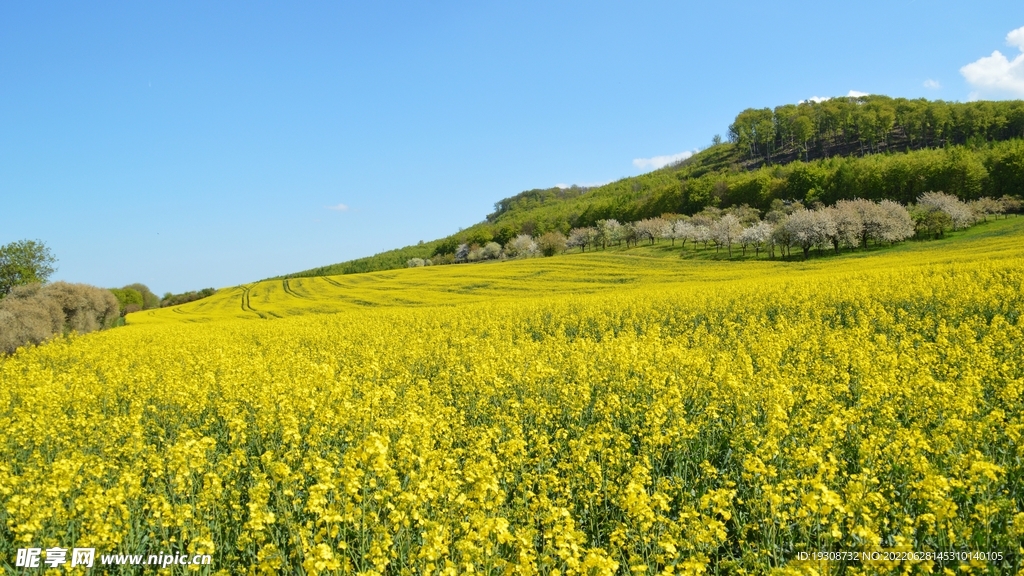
[923,79,941,90]
[846,90,869,98]
[632,151,694,171]
[326,203,349,211]
[961,25,1024,99]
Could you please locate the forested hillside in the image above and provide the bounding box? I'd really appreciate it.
[284,95,1024,278]
[729,95,1024,165]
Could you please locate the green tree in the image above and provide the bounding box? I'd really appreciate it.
[123,283,160,309]
[912,207,953,239]
[0,240,57,297]
[109,288,144,316]
[792,115,814,160]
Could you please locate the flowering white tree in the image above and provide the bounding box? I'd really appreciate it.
[662,218,688,246]
[621,222,640,247]
[634,218,669,245]
[877,200,916,243]
[784,209,836,259]
[828,202,864,252]
[999,195,1022,215]
[969,197,1004,221]
[739,221,773,257]
[710,214,743,256]
[598,219,625,247]
[841,198,885,248]
[504,234,537,258]
[466,246,485,262]
[917,192,974,230]
[673,221,696,249]
[567,227,598,252]
[692,224,712,250]
[482,242,503,259]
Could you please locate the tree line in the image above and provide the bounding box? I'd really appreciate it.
[107,285,217,314]
[729,95,1024,164]
[409,193,1016,268]
[0,239,218,353]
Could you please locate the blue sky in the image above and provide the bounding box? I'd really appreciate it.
[2,1,1022,294]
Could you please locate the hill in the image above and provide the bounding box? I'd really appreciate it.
[280,95,1024,279]
[131,214,1024,325]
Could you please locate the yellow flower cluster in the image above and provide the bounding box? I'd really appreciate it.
[2,244,1023,573]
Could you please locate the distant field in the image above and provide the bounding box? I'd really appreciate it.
[130,216,1024,324]
[3,217,1022,573]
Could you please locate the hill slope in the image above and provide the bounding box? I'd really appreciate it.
[281,95,1024,279]
[132,215,1024,325]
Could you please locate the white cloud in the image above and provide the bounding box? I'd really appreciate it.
[326,203,349,211]
[632,150,694,171]
[923,79,941,90]
[960,25,1024,98]
[961,51,1024,96]
[799,91,867,104]
[1008,25,1024,50]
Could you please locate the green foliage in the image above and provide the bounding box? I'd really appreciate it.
[0,240,57,297]
[729,95,1024,164]
[160,288,217,308]
[109,288,144,316]
[432,238,460,258]
[487,186,589,222]
[123,283,160,310]
[911,207,953,239]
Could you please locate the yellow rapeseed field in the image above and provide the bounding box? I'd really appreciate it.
[2,220,1023,574]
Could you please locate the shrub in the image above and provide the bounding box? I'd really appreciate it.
[505,235,537,258]
[0,282,118,354]
[0,284,63,354]
[537,232,567,257]
[43,282,120,333]
[482,242,503,260]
